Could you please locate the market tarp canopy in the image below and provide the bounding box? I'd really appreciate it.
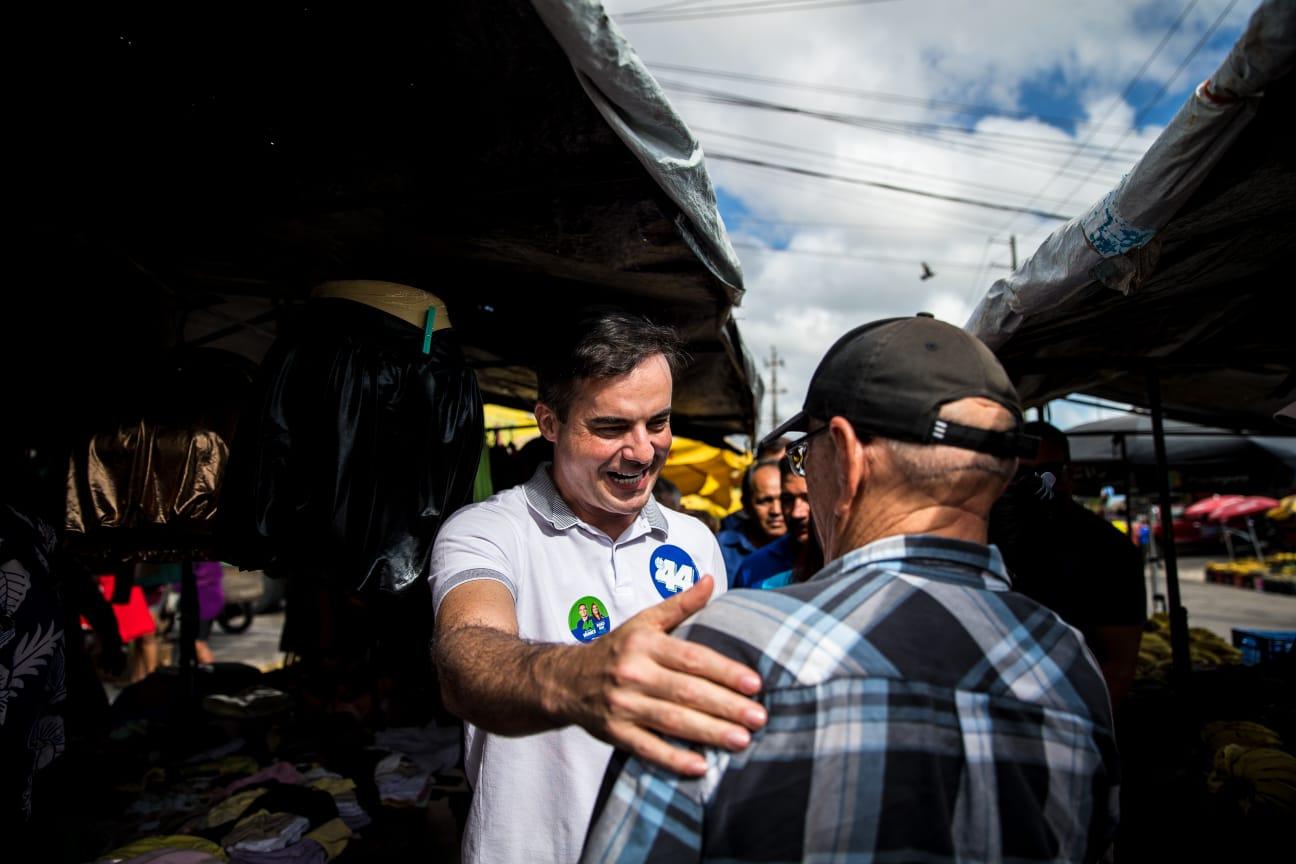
[11,2,759,445]
[1066,415,1296,469]
[967,0,1296,433]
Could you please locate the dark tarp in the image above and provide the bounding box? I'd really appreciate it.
[1065,415,1296,496]
[1068,416,1296,468]
[967,0,1296,433]
[7,2,758,446]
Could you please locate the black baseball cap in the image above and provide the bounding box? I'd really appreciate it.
[761,315,1036,458]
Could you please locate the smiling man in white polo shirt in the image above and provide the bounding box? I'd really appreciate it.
[431,311,768,864]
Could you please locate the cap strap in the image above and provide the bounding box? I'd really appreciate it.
[929,419,1039,458]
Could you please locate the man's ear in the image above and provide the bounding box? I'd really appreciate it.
[828,416,865,515]
[535,402,561,443]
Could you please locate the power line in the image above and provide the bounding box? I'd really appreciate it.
[674,90,1143,184]
[650,60,1131,132]
[720,156,1035,234]
[1053,0,1240,214]
[692,125,1086,208]
[619,0,900,25]
[709,152,1072,220]
[726,215,996,236]
[662,79,1148,159]
[997,0,1201,235]
[621,0,714,15]
[733,241,990,271]
[726,165,1055,235]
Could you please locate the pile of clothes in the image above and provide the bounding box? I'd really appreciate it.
[83,676,464,863]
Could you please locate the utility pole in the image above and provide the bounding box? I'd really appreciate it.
[764,345,787,431]
[989,235,1021,272]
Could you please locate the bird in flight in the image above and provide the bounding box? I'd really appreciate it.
[920,262,935,281]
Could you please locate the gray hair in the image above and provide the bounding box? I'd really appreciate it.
[883,439,1015,496]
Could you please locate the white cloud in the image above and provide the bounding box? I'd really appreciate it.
[602,0,1256,436]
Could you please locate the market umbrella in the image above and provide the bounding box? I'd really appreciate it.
[1210,497,1281,523]
[1184,495,1246,519]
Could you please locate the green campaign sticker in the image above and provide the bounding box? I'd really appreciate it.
[568,595,612,643]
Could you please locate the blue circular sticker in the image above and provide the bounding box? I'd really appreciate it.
[650,544,699,598]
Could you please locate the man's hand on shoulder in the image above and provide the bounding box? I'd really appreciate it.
[545,574,767,776]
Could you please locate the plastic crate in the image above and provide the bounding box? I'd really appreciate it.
[1231,628,1296,666]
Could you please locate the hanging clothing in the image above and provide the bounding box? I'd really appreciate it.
[218,297,483,594]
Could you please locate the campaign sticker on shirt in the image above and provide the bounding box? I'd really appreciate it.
[650,544,699,598]
[569,595,612,643]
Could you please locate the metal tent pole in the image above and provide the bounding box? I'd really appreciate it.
[1147,368,1191,683]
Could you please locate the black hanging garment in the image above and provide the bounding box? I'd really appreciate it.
[218,297,483,594]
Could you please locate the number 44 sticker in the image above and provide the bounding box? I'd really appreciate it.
[650,545,699,598]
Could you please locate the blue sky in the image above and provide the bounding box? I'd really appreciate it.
[601,0,1256,437]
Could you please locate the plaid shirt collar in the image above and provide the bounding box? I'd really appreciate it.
[813,533,1013,591]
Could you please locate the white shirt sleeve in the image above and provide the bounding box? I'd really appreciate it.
[705,530,728,600]
[430,501,523,616]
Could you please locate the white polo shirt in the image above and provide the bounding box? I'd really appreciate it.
[431,464,727,864]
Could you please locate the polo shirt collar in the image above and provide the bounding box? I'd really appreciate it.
[523,464,669,538]
[812,533,1012,591]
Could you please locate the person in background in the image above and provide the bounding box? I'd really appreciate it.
[716,459,786,584]
[583,315,1118,864]
[731,457,811,590]
[989,421,1145,712]
[651,475,683,512]
[192,560,226,665]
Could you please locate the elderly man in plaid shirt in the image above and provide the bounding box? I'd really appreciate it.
[582,315,1119,864]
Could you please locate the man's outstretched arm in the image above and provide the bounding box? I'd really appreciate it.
[434,574,766,776]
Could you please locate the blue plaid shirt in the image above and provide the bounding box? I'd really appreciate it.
[582,534,1119,864]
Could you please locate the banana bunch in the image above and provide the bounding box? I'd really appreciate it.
[1265,497,1295,522]
[1202,720,1283,754]
[1207,559,1268,577]
[1135,622,1243,677]
[1136,630,1172,680]
[1189,627,1244,667]
[1207,744,1296,815]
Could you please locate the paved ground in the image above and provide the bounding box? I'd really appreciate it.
[1159,556,1296,640]
[201,608,288,670]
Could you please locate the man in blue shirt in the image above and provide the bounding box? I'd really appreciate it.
[716,459,785,582]
[732,458,811,590]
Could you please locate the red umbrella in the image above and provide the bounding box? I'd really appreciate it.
[1184,495,1245,519]
[1210,496,1281,522]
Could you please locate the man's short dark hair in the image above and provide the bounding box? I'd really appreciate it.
[1023,421,1069,462]
[757,437,791,460]
[536,310,685,420]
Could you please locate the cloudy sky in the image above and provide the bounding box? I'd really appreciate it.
[599,0,1254,437]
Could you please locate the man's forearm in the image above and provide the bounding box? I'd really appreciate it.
[435,624,585,735]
